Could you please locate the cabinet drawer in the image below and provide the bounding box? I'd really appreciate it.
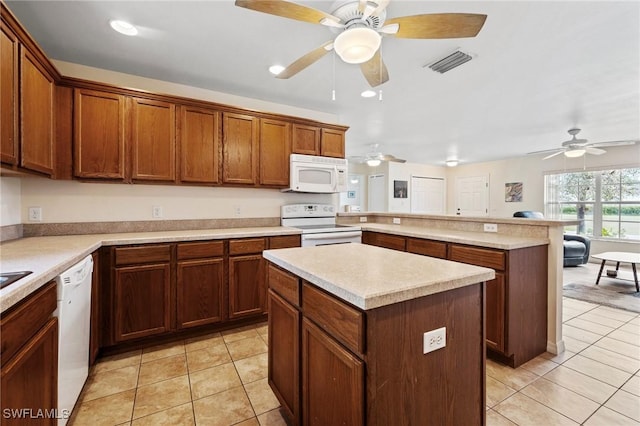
[268,264,300,307]
[269,235,301,249]
[368,232,406,251]
[302,282,364,355]
[177,241,224,260]
[449,245,506,271]
[406,238,447,259]
[229,238,266,255]
[1,281,57,363]
[115,244,171,265]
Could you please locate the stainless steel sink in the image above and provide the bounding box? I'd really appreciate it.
[0,271,33,289]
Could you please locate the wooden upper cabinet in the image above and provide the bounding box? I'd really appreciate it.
[74,89,126,179]
[320,128,345,158]
[178,105,220,184]
[1,22,18,165]
[130,97,176,182]
[292,124,320,156]
[260,118,291,186]
[222,112,258,185]
[20,46,55,175]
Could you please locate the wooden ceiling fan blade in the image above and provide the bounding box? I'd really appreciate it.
[586,147,606,155]
[235,0,340,26]
[358,0,367,13]
[360,50,389,87]
[589,139,639,147]
[385,13,487,39]
[276,41,334,79]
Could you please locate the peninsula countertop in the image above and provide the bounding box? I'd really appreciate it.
[359,223,549,250]
[0,226,300,313]
[263,244,495,310]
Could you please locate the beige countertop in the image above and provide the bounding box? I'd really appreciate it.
[0,226,300,313]
[339,212,579,227]
[360,223,549,249]
[264,244,495,310]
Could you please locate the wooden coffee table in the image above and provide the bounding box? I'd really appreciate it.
[592,252,640,292]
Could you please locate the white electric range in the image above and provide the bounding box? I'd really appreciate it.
[281,204,362,247]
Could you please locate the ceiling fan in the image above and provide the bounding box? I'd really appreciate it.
[349,144,406,166]
[235,0,487,87]
[528,128,639,160]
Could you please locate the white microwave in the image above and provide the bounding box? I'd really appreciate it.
[285,154,348,193]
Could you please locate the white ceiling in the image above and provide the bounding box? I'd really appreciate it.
[6,0,640,166]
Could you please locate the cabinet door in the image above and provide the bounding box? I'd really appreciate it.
[268,290,300,423]
[130,97,176,182]
[228,254,265,319]
[1,318,58,426]
[177,258,225,329]
[302,318,364,426]
[1,22,18,165]
[178,105,220,184]
[90,251,100,366]
[292,123,320,155]
[320,128,345,158]
[259,118,291,186]
[20,47,54,175]
[74,89,126,179]
[222,112,258,185]
[114,263,171,342]
[485,272,506,353]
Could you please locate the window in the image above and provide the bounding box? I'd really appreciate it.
[545,167,640,240]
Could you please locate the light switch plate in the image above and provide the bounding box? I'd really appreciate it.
[423,327,446,354]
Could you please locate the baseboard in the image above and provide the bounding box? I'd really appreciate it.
[546,339,565,355]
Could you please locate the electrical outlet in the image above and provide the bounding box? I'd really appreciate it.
[234,205,241,216]
[483,223,498,232]
[392,217,401,224]
[423,327,446,354]
[359,216,367,223]
[152,206,163,219]
[28,207,42,222]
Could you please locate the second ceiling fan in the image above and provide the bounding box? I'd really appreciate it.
[235,0,487,87]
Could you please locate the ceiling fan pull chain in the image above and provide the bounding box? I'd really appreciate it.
[332,50,336,101]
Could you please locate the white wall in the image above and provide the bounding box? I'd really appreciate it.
[12,61,339,224]
[0,177,21,226]
[445,144,640,217]
[20,178,332,223]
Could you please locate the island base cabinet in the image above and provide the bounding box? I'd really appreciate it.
[302,318,364,426]
[485,273,506,353]
[268,290,300,424]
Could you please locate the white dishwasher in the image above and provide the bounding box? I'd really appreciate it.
[55,255,93,425]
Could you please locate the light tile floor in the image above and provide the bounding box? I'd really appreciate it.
[69,263,639,425]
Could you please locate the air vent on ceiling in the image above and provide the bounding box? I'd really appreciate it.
[426,50,472,74]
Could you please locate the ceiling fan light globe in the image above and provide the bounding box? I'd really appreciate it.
[564,148,586,158]
[334,27,381,64]
[366,158,382,167]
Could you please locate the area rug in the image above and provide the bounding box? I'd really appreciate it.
[563,280,640,313]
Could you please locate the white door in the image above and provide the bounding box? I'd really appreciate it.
[411,176,445,214]
[339,174,365,211]
[368,174,386,212]
[455,175,489,216]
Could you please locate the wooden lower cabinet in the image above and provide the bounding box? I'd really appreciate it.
[177,258,224,328]
[268,290,300,422]
[114,263,171,342]
[302,318,364,426]
[228,254,265,319]
[485,272,506,353]
[268,263,486,426]
[1,281,58,426]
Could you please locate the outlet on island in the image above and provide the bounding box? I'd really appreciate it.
[483,223,498,232]
[423,327,446,354]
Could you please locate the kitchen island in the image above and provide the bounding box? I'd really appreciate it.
[263,243,495,426]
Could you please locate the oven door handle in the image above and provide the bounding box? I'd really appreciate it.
[303,231,362,240]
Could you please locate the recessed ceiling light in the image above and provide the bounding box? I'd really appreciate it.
[110,20,138,36]
[269,65,285,75]
[445,159,459,167]
[361,90,376,98]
